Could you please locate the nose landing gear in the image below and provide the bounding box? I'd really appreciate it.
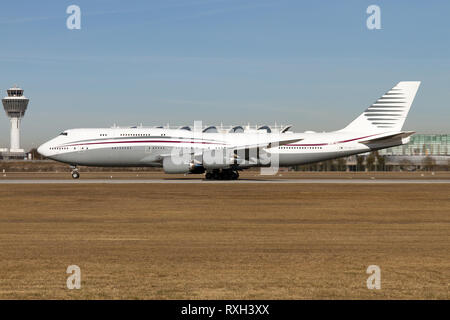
[71,171,80,179]
[70,166,80,179]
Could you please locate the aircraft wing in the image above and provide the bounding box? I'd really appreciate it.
[223,137,302,166]
[155,137,303,165]
[230,138,303,151]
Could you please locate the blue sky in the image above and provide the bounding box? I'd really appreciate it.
[0,0,449,149]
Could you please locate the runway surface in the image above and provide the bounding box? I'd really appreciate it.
[0,178,449,184]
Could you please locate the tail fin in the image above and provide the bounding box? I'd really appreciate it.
[341,81,421,133]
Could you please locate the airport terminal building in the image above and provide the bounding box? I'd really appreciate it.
[379,134,450,157]
[378,134,450,169]
[298,134,450,171]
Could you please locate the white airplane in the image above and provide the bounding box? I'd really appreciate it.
[38,81,420,179]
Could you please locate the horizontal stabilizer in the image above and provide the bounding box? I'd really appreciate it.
[358,131,415,144]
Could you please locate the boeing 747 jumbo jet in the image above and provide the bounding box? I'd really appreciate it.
[38,81,420,179]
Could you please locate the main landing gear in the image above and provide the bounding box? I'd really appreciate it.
[205,169,239,180]
[70,166,80,179]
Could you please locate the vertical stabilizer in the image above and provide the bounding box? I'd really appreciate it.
[341,81,421,133]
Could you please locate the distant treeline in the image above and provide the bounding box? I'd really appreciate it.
[295,151,449,172]
[0,160,162,173]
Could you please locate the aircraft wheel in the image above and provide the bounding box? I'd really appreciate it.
[71,171,80,179]
[225,170,233,180]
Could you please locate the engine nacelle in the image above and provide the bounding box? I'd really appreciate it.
[202,149,234,170]
[162,157,204,174]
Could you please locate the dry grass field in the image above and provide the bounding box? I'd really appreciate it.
[0,182,448,299]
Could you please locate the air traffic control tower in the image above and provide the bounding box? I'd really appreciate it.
[1,85,29,158]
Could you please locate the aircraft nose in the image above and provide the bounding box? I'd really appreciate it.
[37,143,49,157]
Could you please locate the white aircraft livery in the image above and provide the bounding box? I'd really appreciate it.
[38,81,421,179]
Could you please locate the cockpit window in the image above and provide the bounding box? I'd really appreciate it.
[59,132,68,136]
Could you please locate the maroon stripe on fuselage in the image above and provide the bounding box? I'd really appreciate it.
[62,133,382,148]
[336,133,379,143]
[286,133,381,146]
[288,143,328,146]
[64,140,225,147]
